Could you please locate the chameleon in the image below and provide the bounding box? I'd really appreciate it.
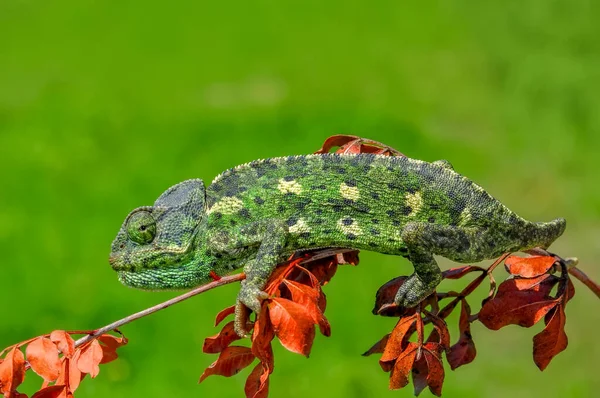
[109,153,566,335]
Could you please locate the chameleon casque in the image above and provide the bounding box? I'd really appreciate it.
[109,153,566,335]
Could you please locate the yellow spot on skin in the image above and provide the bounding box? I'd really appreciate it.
[289,218,311,234]
[278,179,303,195]
[459,208,473,226]
[340,183,360,201]
[405,191,423,217]
[337,218,362,236]
[207,197,243,215]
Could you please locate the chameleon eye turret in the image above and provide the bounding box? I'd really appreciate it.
[126,210,157,244]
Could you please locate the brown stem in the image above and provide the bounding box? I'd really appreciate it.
[568,266,600,299]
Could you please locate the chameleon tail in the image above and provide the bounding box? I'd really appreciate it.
[524,218,567,250]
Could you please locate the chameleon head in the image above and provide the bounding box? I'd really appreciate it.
[109,179,208,290]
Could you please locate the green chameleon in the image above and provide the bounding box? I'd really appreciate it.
[109,153,566,335]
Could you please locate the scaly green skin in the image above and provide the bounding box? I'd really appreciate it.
[109,153,566,335]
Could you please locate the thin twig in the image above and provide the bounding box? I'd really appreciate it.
[73,248,355,348]
[568,266,600,299]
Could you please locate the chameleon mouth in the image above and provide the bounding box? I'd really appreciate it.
[117,266,207,291]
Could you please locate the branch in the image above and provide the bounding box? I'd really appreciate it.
[73,248,356,348]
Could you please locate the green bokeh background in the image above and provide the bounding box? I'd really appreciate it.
[1,1,599,397]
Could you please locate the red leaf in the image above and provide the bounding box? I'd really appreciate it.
[314,135,360,153]
[282,280,330,336]
[447,299,477,370]
[505,255,556,278]
[251,307,275,374]
[203,321,242,354]
[362,334,390,357]
[533,305,568,371]
[26,337,61,382]
[380,313,418,365]
[0,346,26,394]
[50,331,75,358]
[428,315,450,350]
[76,340,103,378]
[199,346,255,383]
[244,363,269,398]
[478,275,559,330]
[97,334,128,365]
[389,343,419,390]
[336,251,359,266]
[31,385,72,398]
[215,305,236,327]
[442,266,485,279]
[268,298,316,357]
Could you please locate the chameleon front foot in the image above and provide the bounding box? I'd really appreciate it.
[234,281,270,337]
[393,273,441,308]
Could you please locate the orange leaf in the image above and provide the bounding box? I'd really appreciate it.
[314,135,360,153]
[203,321,242,354]
[244,363,269,398]
[428,315,450,350]
[56,356,83,394]
[50,331,75,358]
[380,312,418,365]
[447,299,476,370]
[282,280,330,336]
[76,340,103,378]
[31,385,72,398]
[533,305,568,371]
[479,275,559,330]
[26,337,61,382]
[199,346,255,383]
[268,298,316,357]
[505,255,556,278]
[0,346,26,394]
[97,334,127,365]
[389,343,419,390]
[214,305,236,327]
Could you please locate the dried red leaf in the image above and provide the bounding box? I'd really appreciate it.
[31,384,72,398]
[244,363,269,398]
[76,340,103,378]
[362,334,390,357]
[314,135,361,153]
[380,313,418,365]
[336,251,359,266]
[97,334,128,365]
[389,343,419,389]
[50,331,75,358]
[533,305,568,371]
[442,266,485,279]
[268,298,316,357]
[373,276,407,316]
[203,321,242,354]
[282,280,330,336]
[301,260,339,287]
[447,299,476,370]
[412,343,445,396]
[479,275,559,330]
[505,255,556,278]
[0,346,26,394]
[199,346,255,383]
[215,305,236,327]
[26,337,61,382]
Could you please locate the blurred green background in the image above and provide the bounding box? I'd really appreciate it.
[1,0,599,397]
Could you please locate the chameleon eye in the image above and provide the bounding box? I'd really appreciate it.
[126,210,157,244]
